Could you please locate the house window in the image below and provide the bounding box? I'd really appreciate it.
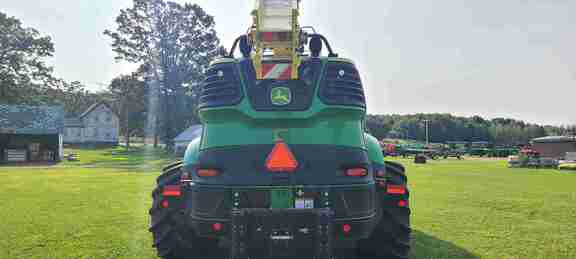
[94,128,99,137]
[106,112,112,122]
[77,129,81,137]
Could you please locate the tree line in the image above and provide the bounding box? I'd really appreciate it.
[366,114,574,145]
[1,0,224,149]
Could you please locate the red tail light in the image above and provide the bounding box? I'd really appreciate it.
[342,224,352,234]
[386,185,406,195]
[162,185,181,197]
[212,223,223,232]
[266,141,298,172]
[345,168,367,177]
[398,200,408,207]
[161,200,169,208]
[197,169,219,177]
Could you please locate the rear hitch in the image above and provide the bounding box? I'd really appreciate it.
[230,208,333,259]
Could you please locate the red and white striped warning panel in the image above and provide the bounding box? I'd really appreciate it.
[262,63,292,80]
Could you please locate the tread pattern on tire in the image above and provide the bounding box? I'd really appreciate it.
[357,161,411,259]
[149,164,222,259]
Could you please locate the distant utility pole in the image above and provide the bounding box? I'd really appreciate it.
[423,120,431,145]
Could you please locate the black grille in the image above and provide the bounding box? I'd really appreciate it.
[319,62,366,108]
[199,63,243,108]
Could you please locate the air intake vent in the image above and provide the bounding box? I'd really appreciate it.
[319,62,365,108]
[199,63,243,108]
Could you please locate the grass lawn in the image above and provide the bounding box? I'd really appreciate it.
[0,147,172,259]
[401,157,576,259]
[1,149,575,259]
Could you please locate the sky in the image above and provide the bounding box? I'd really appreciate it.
[3,0,575,126]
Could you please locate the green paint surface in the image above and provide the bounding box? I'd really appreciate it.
[270,189,293,208]
[365,133,385,164]
[198,113,365,148]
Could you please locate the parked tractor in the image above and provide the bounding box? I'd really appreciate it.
[468,141,492,157]
[149,1,411,258]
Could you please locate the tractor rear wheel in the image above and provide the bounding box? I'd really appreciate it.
[149,164,223,259]
[357,161,411,259]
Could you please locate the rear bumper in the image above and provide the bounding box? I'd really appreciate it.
[182,183,378,242]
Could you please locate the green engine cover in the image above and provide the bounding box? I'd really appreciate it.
[184,57,385,167]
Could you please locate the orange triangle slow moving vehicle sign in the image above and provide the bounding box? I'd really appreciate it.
[266,140,298,172]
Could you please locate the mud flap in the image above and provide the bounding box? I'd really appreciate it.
[230,208,333,259]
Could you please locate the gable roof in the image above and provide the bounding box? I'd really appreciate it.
[0,105,64,135]
[79,101,113,118]
[174,125,203,142]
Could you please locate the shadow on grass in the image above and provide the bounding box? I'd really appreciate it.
[411,230,479,259]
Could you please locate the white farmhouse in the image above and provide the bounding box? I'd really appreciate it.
[64,102,119,145]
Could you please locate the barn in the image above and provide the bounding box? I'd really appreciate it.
[531,136,576,159]
[0,105,64,163]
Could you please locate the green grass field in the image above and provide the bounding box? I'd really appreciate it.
[1,148,575,259]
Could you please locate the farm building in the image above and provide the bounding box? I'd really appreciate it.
[531,136,576,159]
[0,105,64,163]
[174,125,203,154]
[63,102,119,145]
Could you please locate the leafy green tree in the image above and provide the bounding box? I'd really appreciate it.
[104,0,226,149]
[0,12,55,104]
[108,71,148,148]
[565,125,576,137]
[366,115,393,139]
[45,80,102,116]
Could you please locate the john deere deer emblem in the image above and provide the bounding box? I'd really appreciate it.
[271,87,292,106]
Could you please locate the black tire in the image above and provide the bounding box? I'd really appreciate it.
[149,164,223,259]
[157,161,183,185]
[357,161,411,259]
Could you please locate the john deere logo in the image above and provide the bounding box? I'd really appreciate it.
[271,87,292,106]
